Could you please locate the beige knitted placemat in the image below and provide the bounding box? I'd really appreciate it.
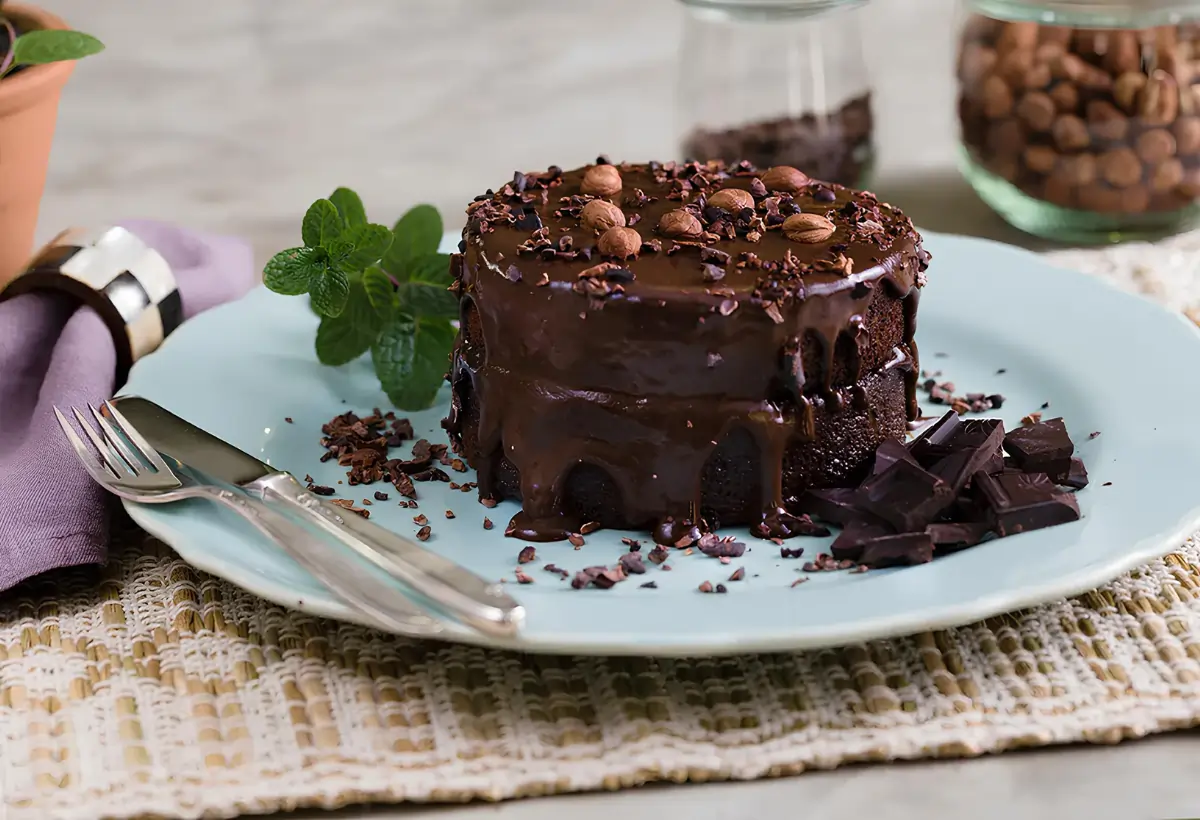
[4,234,1200,820]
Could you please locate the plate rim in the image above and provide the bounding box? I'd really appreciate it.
[120,229,1200,656]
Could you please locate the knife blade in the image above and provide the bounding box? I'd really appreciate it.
[110,395,525,637]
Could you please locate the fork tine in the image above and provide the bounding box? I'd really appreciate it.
[88,402,143,474]
[71,406,133,479]
[101,400,175,476]
[54,406,117,481]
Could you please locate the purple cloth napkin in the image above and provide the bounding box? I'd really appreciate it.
[0,220,256,591]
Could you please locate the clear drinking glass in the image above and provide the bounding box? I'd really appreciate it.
[677,0,875,188]
[956,0,1200,242]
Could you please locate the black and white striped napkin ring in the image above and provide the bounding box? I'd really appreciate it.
[0,226,181,384]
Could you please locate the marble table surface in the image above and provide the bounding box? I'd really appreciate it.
[34,0,1200,817]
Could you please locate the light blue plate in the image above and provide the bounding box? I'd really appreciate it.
[120,231,1200,656]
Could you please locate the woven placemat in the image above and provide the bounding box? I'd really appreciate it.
[4,234,1200,820]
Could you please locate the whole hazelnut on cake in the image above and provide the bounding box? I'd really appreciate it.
[707,188,755,212]
[658,209,704,239]
[580,199,626,231]
[597,226,641,259]
[782,213,836,243]
[760,166,810,193]
[580,164,623,196]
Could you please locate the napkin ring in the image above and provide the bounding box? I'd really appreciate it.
[0,226,180,384]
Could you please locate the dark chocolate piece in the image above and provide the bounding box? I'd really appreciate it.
[830,520,893,561]
[857,459,954,532]
[1057,457,1089,490]
[872,438,919,475]
[1003,418,1074,478]
[928,418,1005,492]
[858,532,935,567]
[793,488,884,528]
[907,411,961,467]
[974,472,1081,537]
[925,521,992,548]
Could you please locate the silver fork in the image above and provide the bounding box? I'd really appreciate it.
[55,401,446,638]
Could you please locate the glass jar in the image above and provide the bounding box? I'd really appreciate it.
[677,0,874,188]
[956,0,1200,242]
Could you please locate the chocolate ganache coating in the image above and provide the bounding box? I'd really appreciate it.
[442,159,931,543]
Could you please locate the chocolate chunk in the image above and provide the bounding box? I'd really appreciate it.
[517,546,537,564]
[1057,457,1089,490]
[906,411,962,467]
[647,545,669,565]
[858,460,954,532]
[858,533,935,568]
[1004,418,1074,479]
[974,472,1081,537]
[928,419,1005,492]
[793,487,882,528]
[640,581,658,589]
[872,439,919,475]
[925,521,992,548]
[830,520,893,561]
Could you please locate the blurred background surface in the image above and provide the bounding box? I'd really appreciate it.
[37,0,1025,267]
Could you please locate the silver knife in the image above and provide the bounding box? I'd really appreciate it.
[110,395,525,637]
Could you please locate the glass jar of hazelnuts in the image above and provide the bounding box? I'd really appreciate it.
[676,0,874,188]
[956,1,1200,242]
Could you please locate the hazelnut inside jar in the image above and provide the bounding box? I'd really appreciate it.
[956,1,1200,242]
[675,0,874,188]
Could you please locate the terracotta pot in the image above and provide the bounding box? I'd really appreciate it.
[0,4,74,290]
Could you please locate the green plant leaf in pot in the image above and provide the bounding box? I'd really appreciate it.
[11,29,104,68]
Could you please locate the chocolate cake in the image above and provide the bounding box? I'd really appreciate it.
[443,160,931,544]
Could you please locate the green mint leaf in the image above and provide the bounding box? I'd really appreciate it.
[263,247,319,296]
[313,274,382,364]
[332,223,393,271]
[301,199,342,248]
[371,315,455,411]
[308,266,350,317]
[329,187,367,229]
[396,253,457,319]
[361,265,396,319]
[315,314,374,366]
[12,30,104,67]
[382,204,442,276]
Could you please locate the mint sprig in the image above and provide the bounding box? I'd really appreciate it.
[263,189,457,411]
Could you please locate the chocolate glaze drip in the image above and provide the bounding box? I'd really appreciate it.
[443,160,928,542]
